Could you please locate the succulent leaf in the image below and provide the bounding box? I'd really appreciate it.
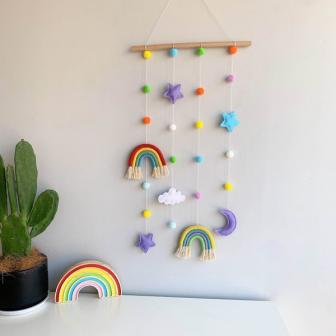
[6,165,19,215]
[0,156,7,221]
[1,215,31,256]
[29,190,59,238]
[15,140,37,217]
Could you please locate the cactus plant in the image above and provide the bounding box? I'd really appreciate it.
[0,140,58,257]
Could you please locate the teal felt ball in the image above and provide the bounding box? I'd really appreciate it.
[194,155,204,163]
[142,181,150,190]
[169,48,178,57]
[167,221,177,229]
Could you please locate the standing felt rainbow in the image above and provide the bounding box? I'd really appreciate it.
[55,261,122,303]
[175,225,216,261]
[126,144,169,180]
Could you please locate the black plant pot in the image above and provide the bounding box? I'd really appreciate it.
[0,255,49,312]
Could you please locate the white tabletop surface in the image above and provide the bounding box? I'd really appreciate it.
[0,293,288,336]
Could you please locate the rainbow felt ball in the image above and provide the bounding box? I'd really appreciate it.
[225,150,235,159]
[143,50,152,59]
[195,120,203,129]
[169,156,177,164]
[142,181,151,190]
[169,123,177,131]
[194,192,201,200]
[195,87,205,96]
[143,116,151,125]
[228,45,238,55]
[225,74,235,83]
[169,48,178,57]
[143,209,152,218]
[223,182,233,191]
[194,155,204,163]
[196,47,205,56]
[167,221,177,229]
[142,85,151,93]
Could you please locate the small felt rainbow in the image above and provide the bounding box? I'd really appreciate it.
[175,225,216,261]
[126,144,169,180]
[55,261,122,303]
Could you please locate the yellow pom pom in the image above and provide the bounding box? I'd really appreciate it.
[195,120,203,129]
[143,50,152,59]
[143,209,152,218]
[223,182,233,191]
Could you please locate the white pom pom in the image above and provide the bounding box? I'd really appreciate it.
[225,150,235,159]
[169,124,177,131]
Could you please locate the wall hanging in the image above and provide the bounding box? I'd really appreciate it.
[127,0,251,260]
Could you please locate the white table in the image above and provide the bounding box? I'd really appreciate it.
[0,293,288,335]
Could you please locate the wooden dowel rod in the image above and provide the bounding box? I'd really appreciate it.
[130,41,251,52]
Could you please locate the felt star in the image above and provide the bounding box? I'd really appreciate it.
[136,233,156,253]
[220,112,239,132]
[163,83,184,104]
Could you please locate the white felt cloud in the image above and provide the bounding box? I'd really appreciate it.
[158,188,186,205]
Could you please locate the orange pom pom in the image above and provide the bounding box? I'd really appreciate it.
[143,116,151,125]
[195,87,205,96]
[228,45,238,55]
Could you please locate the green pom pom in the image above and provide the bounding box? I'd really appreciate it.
[196,47,205,56]
[169,156,177,164]
[142,84,151,93]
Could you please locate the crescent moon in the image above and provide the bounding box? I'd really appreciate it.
[214,208,237,236]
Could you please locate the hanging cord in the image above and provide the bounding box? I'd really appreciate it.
[145,57,150,233]
[196,52,202,224]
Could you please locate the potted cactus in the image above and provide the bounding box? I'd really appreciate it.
[0,140,58,313]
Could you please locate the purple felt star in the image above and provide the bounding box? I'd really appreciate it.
[163,83,184,104]
[136,233,156,253]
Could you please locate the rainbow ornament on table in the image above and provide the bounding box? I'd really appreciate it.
[55,261,122,303]
[175,225,216,261]
[126,144,169,180]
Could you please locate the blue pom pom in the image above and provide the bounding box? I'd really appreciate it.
[142,181,151,190]
[169,48,178,57]
[194,155,204,163]
[167,221,177,229]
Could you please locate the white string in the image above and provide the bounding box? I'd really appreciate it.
[146,0,173,45]
[226,53,234,208]
[144,56,149,233]
[196,55,202,224]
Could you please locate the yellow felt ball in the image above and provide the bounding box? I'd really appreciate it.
[223,182,233,191]
[195,120,203,129]
[143,50,152,59]
[143,209,152,218]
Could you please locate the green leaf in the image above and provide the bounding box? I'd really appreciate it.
[6,165,19,215]
[15,140,37,217]
[0,156,7,221]
[1,215,31,256]
[29,190,59,238]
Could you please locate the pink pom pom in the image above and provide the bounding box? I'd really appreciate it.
[225,74,235,83]
[194,192,201,200]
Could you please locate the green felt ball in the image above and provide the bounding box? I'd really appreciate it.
[196,47,205,56]
[142,84,151,93]
[169,156,177,164]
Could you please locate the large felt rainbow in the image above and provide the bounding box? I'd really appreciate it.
[175,225,216,261]
[55,261,122,303]
[126,144,169,180]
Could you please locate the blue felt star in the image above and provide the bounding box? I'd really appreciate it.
[220,112,239,132]
[136,233,156,253]
[163,83,184,104]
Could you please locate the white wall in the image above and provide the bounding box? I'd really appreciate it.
[0,0,335,335]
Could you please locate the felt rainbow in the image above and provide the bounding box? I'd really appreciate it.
[126,144,169,180]
[175,225,216,261]
[55,261,122,303]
